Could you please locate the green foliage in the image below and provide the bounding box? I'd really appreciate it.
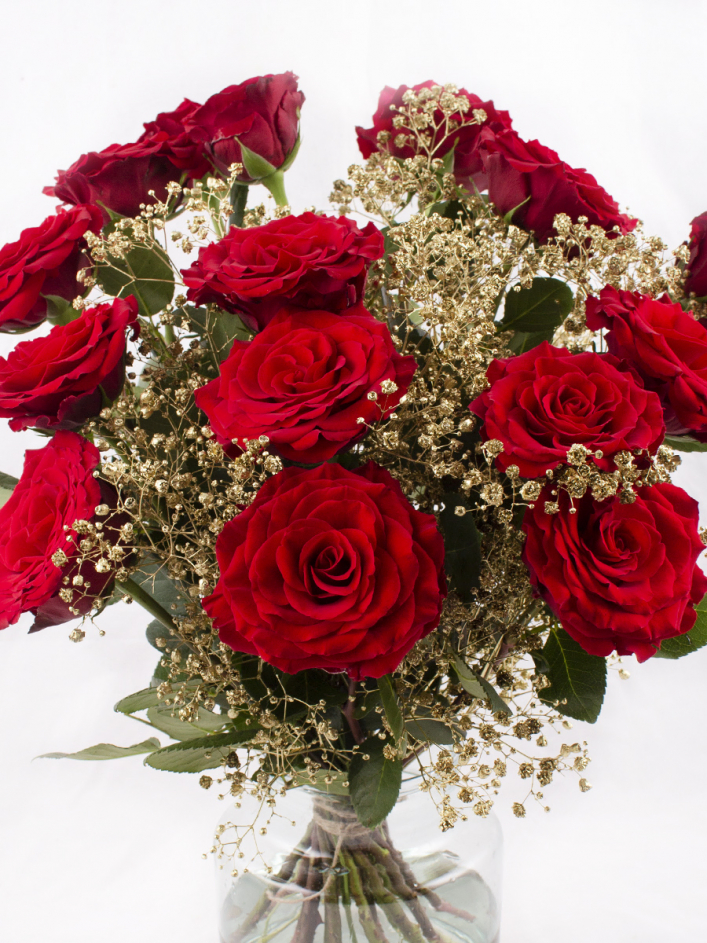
[0,470,18,508]
[404,715,455,745]
[39,738,161,761]
[438,494,481,600]
[663,435,707,453]
[654,594,707,658]
[43,293,80,326]
[348,736,402,828]
[507,329,555,355]
[377,675,405,750]
[145,706,228,741]
[451,655,513,714]
[144,729,257,773]
[537,626,607,723]
[183,305,252,364]
[96,242,175,317]
[499,277,574,334]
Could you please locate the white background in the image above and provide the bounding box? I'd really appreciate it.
[1,1,706,940]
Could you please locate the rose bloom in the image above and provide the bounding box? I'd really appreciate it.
[0,432,118,631]
[522,485,707,662]
[684,211,707,298]
[0,204,102,332]
[0,296,139,432]
[43,99,212,222]
[203,462,446,679]
[195,305,416,463]
[186,72,304,178]
[479,129,636,243]
[356,81,513,189]
[182,212,384,331]
[469,341,664,478]
[586,286,707,439]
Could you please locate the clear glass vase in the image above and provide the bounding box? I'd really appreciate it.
[215,777,503,943]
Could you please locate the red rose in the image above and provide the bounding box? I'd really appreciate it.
[480,129,636,243]
[356,81,513,189]
[186,73,304,179]
[203,462,446,679]
[469,341,664,478]
[181,212,384,331]
[684,211,707,298]
[586,286,707,439]
[0,296,139,432]
[137,97,211,178]
[0,432,118,631]
[0,205,102,332]
[195,305,416,463]
[522,485,707,661]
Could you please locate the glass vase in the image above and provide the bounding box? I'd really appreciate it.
[215,777,503,943]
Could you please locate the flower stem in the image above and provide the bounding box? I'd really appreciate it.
[261,169,289,207]
[116,577,178,632]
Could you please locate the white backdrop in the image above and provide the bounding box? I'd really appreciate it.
[1,1,706,940]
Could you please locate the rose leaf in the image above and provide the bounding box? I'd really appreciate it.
[499,277,574,334]
[662,435,707,454]
[96,242,175,318]
[349,736,403,828]
[37,738,161,761]
[654,595,707,658]
[537,626,607,723]
[439,494,481,600]
[144,730,257,773]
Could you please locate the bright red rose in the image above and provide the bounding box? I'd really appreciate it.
[181,212,384,331]
[522,485,707,662]
[195,305,416,463]
[469,341,664,478]
[586,286,707,439]
[356,81,513,189]
[0,296,139,432]
[0,432,118,631]
[203,462,446,679]
[684,211,707,298]
[480,129,636,243]
[186,72,304,179]
[0,205,102,332]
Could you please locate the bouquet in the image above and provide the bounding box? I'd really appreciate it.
[2,72,706,941]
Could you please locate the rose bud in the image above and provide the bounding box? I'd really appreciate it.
[0,296,139,432]
[203,461,446,679]
[0,205,102,332]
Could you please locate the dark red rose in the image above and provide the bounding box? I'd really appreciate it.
[469,341,664,478]
[0,296,139,432]
[684,211,707,298]
[0,432,119,631]
[182,212,384,331]
[586,286,707,439]
[137,97,211,178]
[186,72,304,179]
[195,305,416,463]
[356,81,512,190]
[480,129,636,243]
[523,484,707,661]
[0,205,102,332]
[203,462,446,679]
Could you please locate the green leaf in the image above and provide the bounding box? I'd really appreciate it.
[654,595,707,658]
[451,656,513,714]
[115,687,163,713]
[439,494,481,600]
[144,729,256,773]
[538,626,607,723]
[663,435,707,453]
[0,470,18,508]
[238,142,278,180]
[502,195,531,225]
[39,738,161,761]
[146,706,227,741]
[96,243,175,317]
[348,737,402,828]
[43,293,80,326]
[508,328,555,355]
[278,669,349,708]
[377,676,405,748]
[500,277,574,334]
[404,716,455,745]
[183,305,252,363]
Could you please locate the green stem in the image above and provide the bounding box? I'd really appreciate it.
[229,182,249,228]
[261,169,289,208]
[116,577,178,632]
